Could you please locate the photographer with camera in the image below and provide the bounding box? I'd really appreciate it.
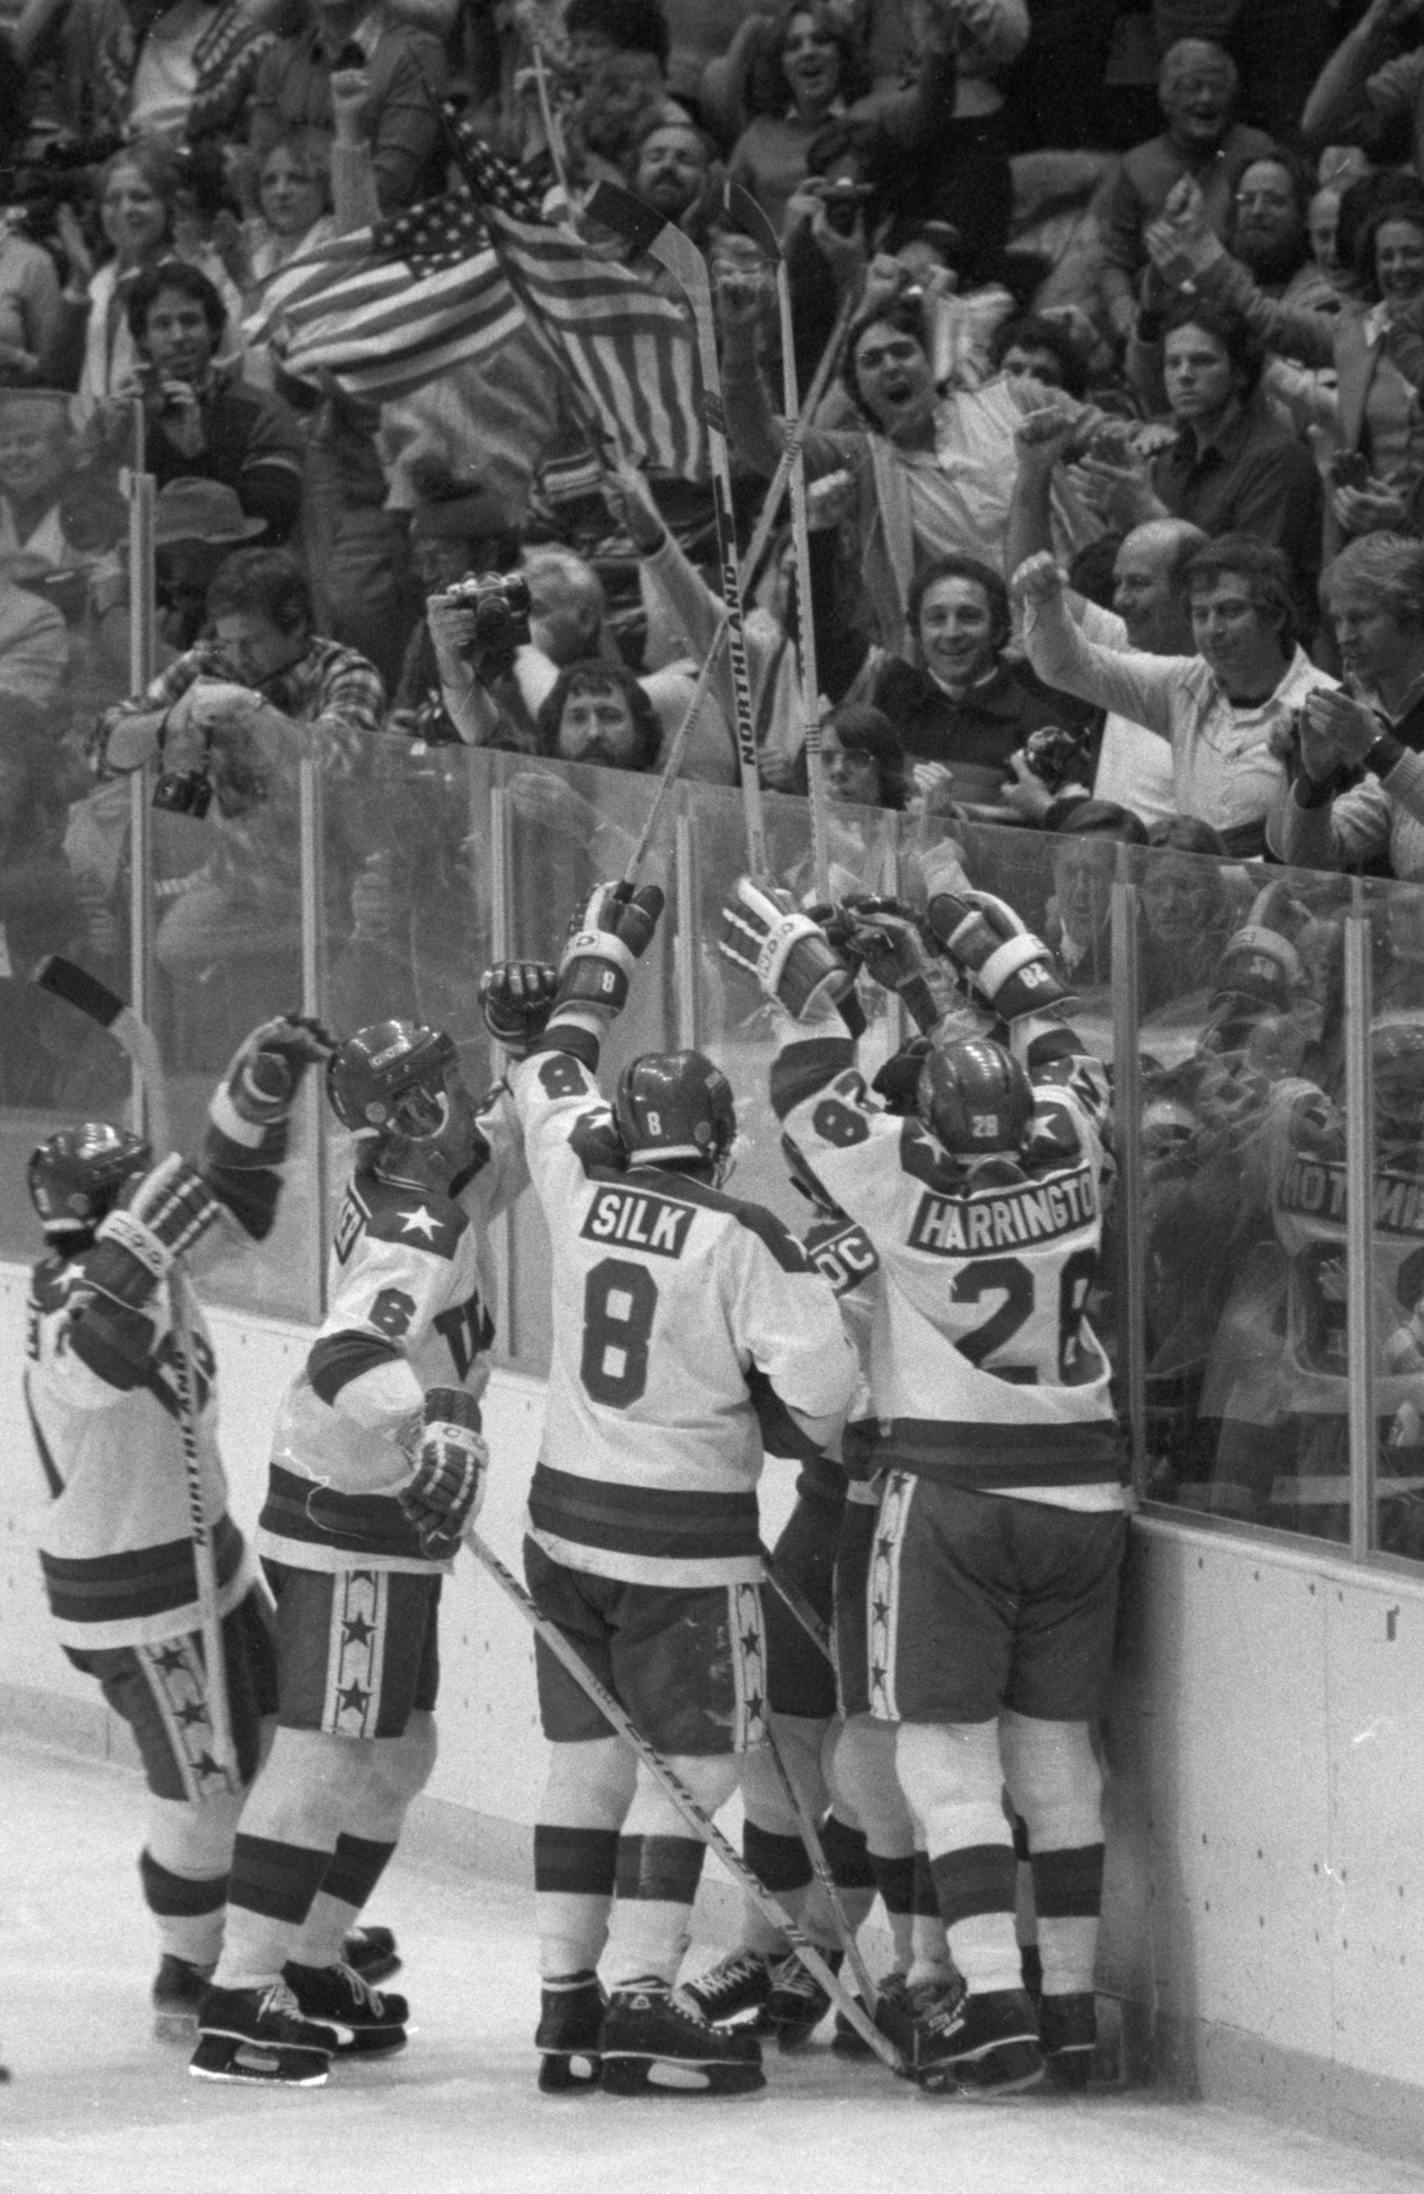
[92,547,383,1057]
[426,541,732,778]
[91,261,305,546]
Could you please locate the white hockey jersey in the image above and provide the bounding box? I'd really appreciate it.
[260,1087,526,1574]
[772,1029,1124,1500]
[24,1257,253,1651]
[511,1044,858,1587]
[1264,1091,1424,1417]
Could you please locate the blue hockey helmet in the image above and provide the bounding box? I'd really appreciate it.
[614,1049,737,1175]
[327,1019,458,1138]
[27,1121,151,1238]
[918,1036,1034,1159]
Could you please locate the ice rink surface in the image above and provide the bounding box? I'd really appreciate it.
[3,1736,1419,2194]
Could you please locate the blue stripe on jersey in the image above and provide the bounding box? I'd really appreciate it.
[624,1164,811,1276]
[747,1362,825,1462]
[40,1512,245,1626]
[259,1462,427,1560]
[308,1328,403,1406]
[529,1462,761,1562]
[771,1036,857,1123]
[873,1416,1125,1487]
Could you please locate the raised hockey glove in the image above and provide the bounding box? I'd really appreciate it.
[555,881,665,1020]
[400,1387,488,1558]
[215,1014,338,1132]
[924,888,1071,1022]
[84,1154,225,1317]
[719,877,854,1020]
[478,961,559,1055]
[845,898,942,1034]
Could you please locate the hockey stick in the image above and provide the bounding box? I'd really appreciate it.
[32,955,238,1783]
[761,1544,832,1661]
[616,277,859,886]
[465,1528,903,2072]
[759,1718,881,2020]
[586,183,769,880]
[724,183,830,902]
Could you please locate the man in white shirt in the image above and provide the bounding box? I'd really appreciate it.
[1015,531,1336,855]
[1005,406,1204,826]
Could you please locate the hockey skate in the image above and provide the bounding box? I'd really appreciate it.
[599,1979,766,2095]
[764,1948,840,2048]
[342,1924,402,1985]
[151,1954,212,2041]
[1038,1991,1096,2090]
[283,1958,409,2055]
[189,1979,341,2087]
[831,1972,911,2061]
[680,1947,774,2026]
[904,1982,1044,2097]
[535,1970,606,2091]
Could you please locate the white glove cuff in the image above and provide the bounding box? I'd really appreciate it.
[97,1208,171,1280]
[971,933,1044,997]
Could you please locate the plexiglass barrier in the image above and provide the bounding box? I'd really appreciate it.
[4,709,1423,1570]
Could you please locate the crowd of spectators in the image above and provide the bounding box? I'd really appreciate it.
[7,0,1424,1550]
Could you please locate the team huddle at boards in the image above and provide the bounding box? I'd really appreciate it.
[22,860,1124,2101]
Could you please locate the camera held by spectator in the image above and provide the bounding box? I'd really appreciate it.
[1020,721,1097,796]
[437,572,533,684]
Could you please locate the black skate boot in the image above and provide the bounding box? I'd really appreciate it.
[283,1958,408,2056]
[342,1924,402,1986]
[151,1954,213,2042]
[535,1970,606,2091]
[189,1979,341,2087]
[680,1948,774,2026]
[1038,1991,1096,2090]
[832,1971,911,2062]
[599,1979,765,2095]
[906,1982,1043,2097]
[764,1948,840,2049]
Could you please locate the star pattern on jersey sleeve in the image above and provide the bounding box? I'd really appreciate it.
[397,1203,440,1243]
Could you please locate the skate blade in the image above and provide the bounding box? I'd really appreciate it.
[537,2051,602,2092]
[601,2055,766,2097]
[334,2027,409,2058]
[188,2037,331,2087]
[918,2057,1046,2100]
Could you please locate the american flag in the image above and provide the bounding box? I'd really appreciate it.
[448,122,707,482]
[244,190,523,404]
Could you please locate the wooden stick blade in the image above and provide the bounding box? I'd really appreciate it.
[33,955,125,1029]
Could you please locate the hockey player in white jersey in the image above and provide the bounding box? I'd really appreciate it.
[23,1017,336,2045]
[192,1018,527,2088]
[722,875,1127,2097]
[480,885,857,2097]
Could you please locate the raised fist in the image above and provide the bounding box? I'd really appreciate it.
[479,961,559,1054]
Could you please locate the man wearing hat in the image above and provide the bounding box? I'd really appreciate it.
[153,478,265,654]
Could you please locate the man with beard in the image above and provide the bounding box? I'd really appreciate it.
[629,113,720,239]
[1226,153,1340,317]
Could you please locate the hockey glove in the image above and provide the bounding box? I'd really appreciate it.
[215,1014,338,1135]
[400,1386,488,1558]
[845,898,942,1034]
[719,877,853,1020]
[479,961,559,1055]
[84,1154,225,1317]
[555,882,665,1020]
[924,888,1071,1022]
